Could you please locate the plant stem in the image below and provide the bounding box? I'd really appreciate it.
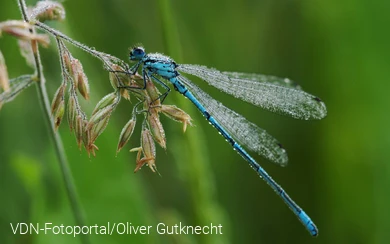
[34,21,128,70]
[17,1,90,244]
[157,1,230,244]
[34,21,104,58]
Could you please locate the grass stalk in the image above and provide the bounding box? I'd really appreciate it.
[17,1,90,244]
[157,1,230,244]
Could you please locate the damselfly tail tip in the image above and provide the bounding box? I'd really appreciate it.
[309,223,319,237]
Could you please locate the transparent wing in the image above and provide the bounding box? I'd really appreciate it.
[177,64,327,120]
[222,71,302,90]
[179,75,288,166]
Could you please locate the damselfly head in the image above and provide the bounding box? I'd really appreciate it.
[129,46,145,61]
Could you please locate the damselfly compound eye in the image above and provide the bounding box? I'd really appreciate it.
[129,47,145,61]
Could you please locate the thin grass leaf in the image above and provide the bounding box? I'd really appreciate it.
[0,75,34,104]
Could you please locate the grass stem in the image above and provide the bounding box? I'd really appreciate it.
[17,1,90,244]
[157,1,230,243]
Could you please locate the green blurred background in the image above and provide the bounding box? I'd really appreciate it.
[1,0,389,243]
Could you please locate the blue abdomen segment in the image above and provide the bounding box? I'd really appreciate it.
[234,142,318,236]
[169,77,318,237]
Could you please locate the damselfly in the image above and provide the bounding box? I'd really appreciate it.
[125,46,327,236]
